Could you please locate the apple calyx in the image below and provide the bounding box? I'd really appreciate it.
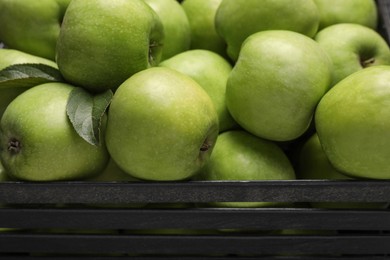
[200,141,212,152]
[7,138,21,155]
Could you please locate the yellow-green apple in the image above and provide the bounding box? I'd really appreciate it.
[0,82,109,181]
[315,23,390,86]
[181,0,226,57]
[315,66,390,179]
[313,0,378,30]
[0,48,58,116]
[56,0,164,93]
[144,0,190,61]
[195,130,295,208]
[226,30,332,142]
[0,0,71,60]
[105,67,219,181]
[160,49,236,132]
[215,0,320,61]
[297,133,389,209]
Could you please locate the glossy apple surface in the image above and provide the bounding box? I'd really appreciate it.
[105,67,219,181]
[315,23,390,86]
[226,30,332,141]
[315,66,390,179]
[56,0,164,92]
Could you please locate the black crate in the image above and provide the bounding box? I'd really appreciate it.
[1,0,390,259]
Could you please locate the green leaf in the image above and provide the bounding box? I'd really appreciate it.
[0,63,64,89]
[66,87,113,146]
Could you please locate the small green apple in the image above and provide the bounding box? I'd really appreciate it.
[144,0,191,61]
[315,23,390,86]
[181,0,227,57]
[0,48,58,116]
[0,0,71,60]
[0,82,110,181]
[313,0,378,30]
[226,30,332,142]
[159,49,237,132]
[195,130,295,208]
[56,0,164,93]
[215,0,320,61]
[315,66,390,179]
[105,67,219,181]
[297,133,389,209]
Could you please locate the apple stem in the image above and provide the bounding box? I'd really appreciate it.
[361,57,375,68]
[8,138,21,155]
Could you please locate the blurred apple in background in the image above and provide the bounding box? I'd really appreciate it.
[215,0,320,61]
[0,0,71,60]
[144,0,191,61]
[316,66,390,180]
[313,0,378,30]
[315,23,390,86]
[181,0,227,58]
[195,130,295,208]
[105,67,219,181]
[56,0,164,93]
[0,83,110,181]
[226,30,332,142]
[160,49,237,132]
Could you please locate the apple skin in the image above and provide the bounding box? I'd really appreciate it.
[226,30,332,142]
[315,66,390,180]
[181,0,227,57]
[313,0,378,30]
[105,67,219,181]
[0,48,58,117]
[0,0,71,60]
[0,82,110,181]
[56,0,164,93]
[159,49,237,132]
[315,23,390,87]
[215,0,320,61]
[144,0,191,61]
[195,130,295,208]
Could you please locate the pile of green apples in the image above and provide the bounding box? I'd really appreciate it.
[1,0,390,205]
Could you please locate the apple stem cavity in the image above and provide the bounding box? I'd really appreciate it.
[149,40,161,66]
[360,57,375,68]
[8,138,21,155]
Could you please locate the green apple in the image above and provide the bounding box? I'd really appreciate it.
[160,49,236,132]
[0,0,71,60]
[181,0,227,57]
[0,82,110,181]
[315,66,390,180]
[56,0,164,93]
[313,0,378,30]
[297,133,389,209]
[215,0,320,61]
[0,48,58,116]
[315,23,390,86]
[144,0,191,61]
[105,67,219,181]
[226,30,332,142]
[195,130,295,208]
